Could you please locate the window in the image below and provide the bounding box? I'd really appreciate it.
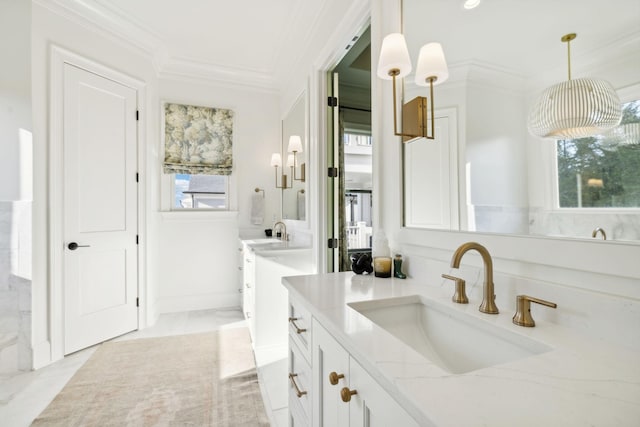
[173,174,228,209]
[556,100,640,208]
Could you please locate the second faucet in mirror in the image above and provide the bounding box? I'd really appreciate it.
[450,242,499,314]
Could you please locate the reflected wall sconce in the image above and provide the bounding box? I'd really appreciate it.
[287,135,305,182]
[528,33,622,139]
[377,33,449,142]
[270,153,291,189]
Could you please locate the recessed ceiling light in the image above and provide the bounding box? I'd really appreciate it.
[463,0,481,10]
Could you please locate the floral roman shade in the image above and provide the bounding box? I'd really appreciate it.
[163,103,234,175]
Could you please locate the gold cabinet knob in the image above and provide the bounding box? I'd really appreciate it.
[340,386,357,402]
[512,295,557,327]
[329,371,344,385]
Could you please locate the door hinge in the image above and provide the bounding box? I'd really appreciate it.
[136,110,139,121]
[136,235,139,245]
[328,167,338,178]
[136,172,139,182]
[328,238,338,249]
[328,96,338,107]
[136,297,139,307]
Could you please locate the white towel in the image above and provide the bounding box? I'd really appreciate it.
[251,193,264,225]
[297,192,305,221]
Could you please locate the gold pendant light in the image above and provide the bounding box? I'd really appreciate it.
[528,33,622,139]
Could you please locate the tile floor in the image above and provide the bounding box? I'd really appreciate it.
[0,308,288,427]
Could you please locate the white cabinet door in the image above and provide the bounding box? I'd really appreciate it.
[312,319,350,427]
[348,357,419,427]
[242,248,255,339]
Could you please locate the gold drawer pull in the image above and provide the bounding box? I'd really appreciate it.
[289,373,307,398]
[329,371,344,385]
[288,317,307,334]
[340,387,357,402]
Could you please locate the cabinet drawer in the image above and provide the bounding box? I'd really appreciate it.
[289,337,312,424]
[288,296,312,364]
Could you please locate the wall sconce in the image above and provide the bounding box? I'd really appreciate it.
[377,33,449,142]
[528,33,622,139]
[270,153,291,189]
[287,135,305,182]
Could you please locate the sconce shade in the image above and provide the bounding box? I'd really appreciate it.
[286,154,295,168]
[414,42,449,86]
[270,153,282,167]
[528,77,622,139]
[377,33,412,79]
[288,135,303,153]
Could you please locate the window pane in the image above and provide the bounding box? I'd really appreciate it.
[557,100,640,208]
[174,174,227,209]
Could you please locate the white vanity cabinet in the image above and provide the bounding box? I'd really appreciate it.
[298,317,418,427]
[242,245,256,338]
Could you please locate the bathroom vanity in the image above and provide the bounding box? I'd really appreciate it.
[283,272,640,426]
[239,238,313,364]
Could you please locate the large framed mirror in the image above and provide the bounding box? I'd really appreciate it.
[282,92,307,221]
[402,0,640,242]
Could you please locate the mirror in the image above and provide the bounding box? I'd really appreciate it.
[282,92,307,221]
[402,0,640,241]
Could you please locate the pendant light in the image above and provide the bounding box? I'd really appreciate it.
[528,33,622,139]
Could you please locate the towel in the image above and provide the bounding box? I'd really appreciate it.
[251,193,264,225]
[297,191,305,221]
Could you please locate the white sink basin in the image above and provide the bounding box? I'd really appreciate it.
[348,295,552,374]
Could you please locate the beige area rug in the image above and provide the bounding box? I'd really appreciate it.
[31,328,269,426]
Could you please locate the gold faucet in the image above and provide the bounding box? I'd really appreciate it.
[273,221,288,241]
[450,242,499,314]
[592,227,607,240]
[512,295,557,327]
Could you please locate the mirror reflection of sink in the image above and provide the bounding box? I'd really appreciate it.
[348,295,552,374]
[244,239,280,244]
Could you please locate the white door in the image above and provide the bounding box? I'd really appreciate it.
[404,112,459,230]
[63,63,138,354]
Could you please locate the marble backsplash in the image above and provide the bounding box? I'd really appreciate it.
[0,201,32,374]
[529,208,640,242]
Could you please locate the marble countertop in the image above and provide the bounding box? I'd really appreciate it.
[282,272,640,427]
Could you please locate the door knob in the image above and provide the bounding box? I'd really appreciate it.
[67,242,90,250]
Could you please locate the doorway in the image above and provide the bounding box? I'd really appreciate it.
[327,26,372,272]
[50,47,142,358]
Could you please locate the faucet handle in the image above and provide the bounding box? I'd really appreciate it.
[512,295,557,327]
[442,274,469,304]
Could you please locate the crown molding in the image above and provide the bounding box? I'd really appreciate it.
[158,57,279,94]
[34,0,279,90]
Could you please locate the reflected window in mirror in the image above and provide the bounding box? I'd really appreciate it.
[556,100,640,208]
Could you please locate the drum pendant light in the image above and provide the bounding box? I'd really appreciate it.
[528,33,622,139]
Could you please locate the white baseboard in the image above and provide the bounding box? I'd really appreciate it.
[156,292,241,314]
[31,340,53,370]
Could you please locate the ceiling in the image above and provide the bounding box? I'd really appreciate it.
[43,0,639,91]
[404,0,640,82]
[47,0,330,90]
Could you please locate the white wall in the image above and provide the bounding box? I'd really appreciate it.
[0,0,31,201]
[155,78,281,312]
